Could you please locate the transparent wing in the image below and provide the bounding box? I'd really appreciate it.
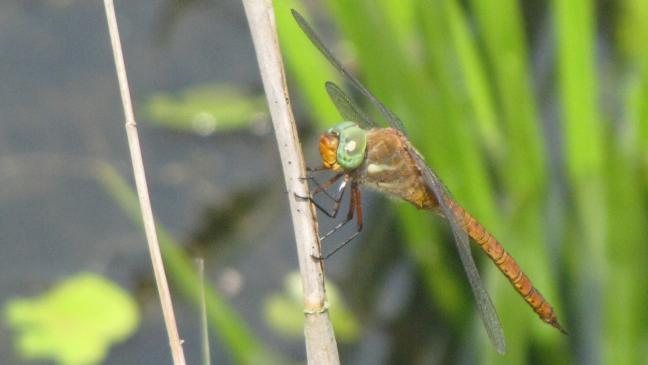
[411,149,506,354]
[294,8,506,354]
[292,10,406,133]
[325,81,377,128]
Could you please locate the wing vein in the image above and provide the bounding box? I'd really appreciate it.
[292,10,406,133]
[415,154,506,354]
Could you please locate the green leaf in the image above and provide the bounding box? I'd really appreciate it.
[141,83,269,135]
[4,273,139,365]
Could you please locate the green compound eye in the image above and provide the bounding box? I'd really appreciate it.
[330,122,367,170]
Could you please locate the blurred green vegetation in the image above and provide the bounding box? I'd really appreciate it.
[264,272,360,342]
[277,0,648,363]
[4,273,139,365]
[141,84,268,135]
[96,164,283,365]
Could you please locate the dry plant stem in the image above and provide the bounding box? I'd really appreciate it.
[102,1,186,365]
[241,1,340,364]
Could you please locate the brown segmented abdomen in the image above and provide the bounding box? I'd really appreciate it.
[443,198,566,334]
[358,128,565,332]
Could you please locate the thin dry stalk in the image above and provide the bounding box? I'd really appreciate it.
[241,1,340,364]
[102,1,186,364]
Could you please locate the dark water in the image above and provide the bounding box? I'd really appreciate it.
[0,1,297,364]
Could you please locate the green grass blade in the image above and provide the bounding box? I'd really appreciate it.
[96,163,280,365]
[552,0,606,363]
[445,1,504,163]
[467,0,557,361]
[275,1,340,126]
[612,1,648,363]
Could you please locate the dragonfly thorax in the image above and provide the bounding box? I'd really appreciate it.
[319,121,367,172]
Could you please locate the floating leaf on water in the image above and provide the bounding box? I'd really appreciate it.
[4,273,139,365]
[141,83,269,135]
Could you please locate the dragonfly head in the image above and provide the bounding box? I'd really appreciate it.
[319,122,367,172]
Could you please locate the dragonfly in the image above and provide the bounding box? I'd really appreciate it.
[291,10,566,354]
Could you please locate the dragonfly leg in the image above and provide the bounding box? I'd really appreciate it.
[314,183,364,260]
[297,174,349,218]
[319,184,356,240]
[312,176,349,218]
[296,173,343,203]
[296,167,341,201]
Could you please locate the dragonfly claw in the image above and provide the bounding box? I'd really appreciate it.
[310,253,324,261]
[294,192,311,201]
